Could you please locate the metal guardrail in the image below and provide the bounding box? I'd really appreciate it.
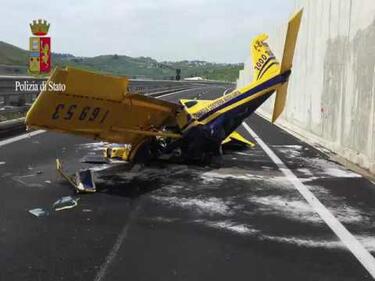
[0,75,225,98]
[0,75,230,106]
[0,105,30,114]
[0,118,27,139]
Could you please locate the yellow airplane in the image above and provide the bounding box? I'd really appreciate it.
[26,10,302,190]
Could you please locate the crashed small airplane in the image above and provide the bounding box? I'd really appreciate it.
[25,10,303,192]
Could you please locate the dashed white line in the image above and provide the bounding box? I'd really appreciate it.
[93,204,141,281]
[242,121,375,278]
[0,130,45,147]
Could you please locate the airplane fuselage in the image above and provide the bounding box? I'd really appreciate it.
[176,70,291,161]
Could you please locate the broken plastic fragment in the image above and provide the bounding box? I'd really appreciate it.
[75,169,96,192]
[53,196,79,211]
[56,159,96,193]
[29,208,49,217]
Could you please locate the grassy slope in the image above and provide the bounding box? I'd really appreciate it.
[0,41,28,65]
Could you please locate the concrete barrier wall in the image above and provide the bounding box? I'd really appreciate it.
[237,0,375,174]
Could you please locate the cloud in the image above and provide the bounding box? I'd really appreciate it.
[1,0,294,62]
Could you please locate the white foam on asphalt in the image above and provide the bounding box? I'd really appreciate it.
[308,158,361,178]
[248,195,323,224]
[200,171,251,182]
[194,219,375,251]
[273,145,361,179]
[248,194,368,225]
[162,185,184,194]
[265,234,375,253]
[264,235,344,249]
[152,216,178,223]
[296,168,314,177]
[242,122,375,278]
[152,195,231,216]
[200,169,289,185]
[272,145,304,158]
[78,142,107,151]
[204,220,258,235]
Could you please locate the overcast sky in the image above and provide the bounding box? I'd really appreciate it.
[1,0,295,63]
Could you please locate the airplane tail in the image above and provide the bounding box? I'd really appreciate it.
[250,33,280,83]
[250,9,303,122]
[272,9,303,122]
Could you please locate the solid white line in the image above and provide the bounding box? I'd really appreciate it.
[242,121,375,278]
[0,130,45,147]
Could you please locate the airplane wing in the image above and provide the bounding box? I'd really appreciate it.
[26,67,182,146]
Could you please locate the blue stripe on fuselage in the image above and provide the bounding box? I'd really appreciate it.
[205,91,273,141]
[197,71,290,122]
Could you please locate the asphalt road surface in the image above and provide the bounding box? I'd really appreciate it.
[1,84,375,281]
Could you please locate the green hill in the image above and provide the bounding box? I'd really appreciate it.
[0,41,242,81]
[0,41,29,74]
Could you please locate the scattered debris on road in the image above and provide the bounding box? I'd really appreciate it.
[53,196,79,211]
[28,208,49,217]
[29,196,80,216]
[56,159,96,193]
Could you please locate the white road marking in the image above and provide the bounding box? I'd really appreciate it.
[242,121,375,278]
[0,130,45,147]
[93,204,140,281]
[93,86,225,280]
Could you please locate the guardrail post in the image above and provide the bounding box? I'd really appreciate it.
[3,95,10,106]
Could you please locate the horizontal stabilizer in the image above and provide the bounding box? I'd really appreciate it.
[222,131,255,147]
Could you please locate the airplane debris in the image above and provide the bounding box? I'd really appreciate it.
[53,196,79,211]
[56,159,96,193]
[75,169,96,192]
[28,208,49,217]
[23,11,303,190]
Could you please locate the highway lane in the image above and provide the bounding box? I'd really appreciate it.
[0,84,375,280]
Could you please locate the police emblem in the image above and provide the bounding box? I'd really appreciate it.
[29,19,51,75]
